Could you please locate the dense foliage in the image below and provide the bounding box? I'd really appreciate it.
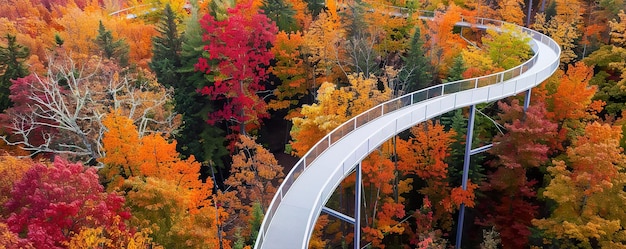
[0,0,625,247]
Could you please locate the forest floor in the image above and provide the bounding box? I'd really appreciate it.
[258,111,299,175]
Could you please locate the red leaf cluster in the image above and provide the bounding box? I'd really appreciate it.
[195,2,277,132]
[4,157,129,248]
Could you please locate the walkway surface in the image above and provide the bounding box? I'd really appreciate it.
[255,13,561,249]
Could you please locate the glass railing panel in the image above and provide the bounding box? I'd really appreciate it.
[443,82,460,94]
[427,85,443,98]
[412,91,427,103]
[477,75,497,87]
[305,150,318,168]
[356,113,368,128]
[368,106,382,122]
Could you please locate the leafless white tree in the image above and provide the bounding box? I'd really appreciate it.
[1,54,178,164]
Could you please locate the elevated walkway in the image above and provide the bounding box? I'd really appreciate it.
[255,10,561,249]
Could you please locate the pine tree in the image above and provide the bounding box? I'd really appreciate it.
[95,20,129,66]
[446,55,466,82]
[175,5,228,169]
[249,202,263,246]
[0,34,29,112]
[303,0,324,17]
[399,26,431,92]
[149,4,182,88]
[262,0,298,32]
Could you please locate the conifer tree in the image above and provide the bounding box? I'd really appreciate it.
[95,20,129,66]
[149,4,182,88]
[399,26,431,92]
[175,4,228,169]
[262,0,298,32]
[446,55,466,82]
[0,34,29,112]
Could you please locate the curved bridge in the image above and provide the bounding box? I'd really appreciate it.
[255,8,561,249]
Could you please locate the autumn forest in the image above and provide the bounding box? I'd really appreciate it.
[0,0,625,247]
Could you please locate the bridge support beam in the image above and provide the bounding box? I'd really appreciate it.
[456,104,476,249]
[355,162,362,249]
[321,207,355,224]
[355,163,363,248]
[524,88,532,112]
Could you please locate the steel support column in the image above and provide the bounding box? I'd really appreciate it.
[354,162,362,249]
[456,105,476,249]
[524,88,532,112]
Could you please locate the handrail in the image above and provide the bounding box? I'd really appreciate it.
[255,8,561,249]
[109,4,157,19]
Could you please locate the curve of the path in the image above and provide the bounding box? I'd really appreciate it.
[255,9,561,249]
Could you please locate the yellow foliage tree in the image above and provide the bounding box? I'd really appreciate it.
[496,0,524,25]
[0,156,32,215]
[532,0,584,64]
[302,6,346,84]
[66,216,162,249]
[124,177,228,249]
[610,10,626,47]
[290,73,391,156]
[533,122,626,248]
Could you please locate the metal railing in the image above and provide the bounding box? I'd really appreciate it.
[255,8,561,249]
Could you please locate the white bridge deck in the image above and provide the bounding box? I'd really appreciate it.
[255,11,561,249]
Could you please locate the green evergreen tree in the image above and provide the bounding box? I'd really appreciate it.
[304,0,324,17]
[248,202,264,246]
[440,109,486,185]
[262,0,298,32]
[95,20,129,66]
[0,34,29,112]
[209,0,234,21]
[54,33,64,47]
[149,4,183,88]
[399,26,431,92]
[340,0,382,76]
[544,0,557,20]
[446,55,466,83]
[175,4,228,169]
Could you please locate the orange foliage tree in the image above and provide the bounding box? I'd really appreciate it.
[268,31,311,115]
[424,3,467,79]
[302,4,347,84]
[359,150,412,248]
[217,135,284,245]
[396,121,467,231]
[100,111,227,248]
[496,0,524,25]
[532,62,600,147]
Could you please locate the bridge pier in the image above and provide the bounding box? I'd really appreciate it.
[355,162,362,249]
[456,104,476,249]
[524,88,532,112]
[320,163,363,249]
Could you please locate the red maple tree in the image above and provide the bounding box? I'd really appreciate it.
[195,2,277,136]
